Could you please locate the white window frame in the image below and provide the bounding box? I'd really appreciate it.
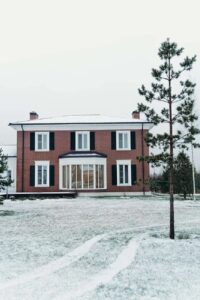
[75,131,90,151]
[35,132,49,151]
[35,161,50,187]
[117,160,131,186]
[116,131,130,150]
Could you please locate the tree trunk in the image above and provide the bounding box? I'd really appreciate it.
[169,146,175,239]
[168,55,175,239]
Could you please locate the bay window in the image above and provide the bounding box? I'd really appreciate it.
[60,157,106,190]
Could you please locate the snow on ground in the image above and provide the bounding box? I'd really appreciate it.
[0,196,200,300]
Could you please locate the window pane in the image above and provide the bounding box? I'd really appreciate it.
[83,165,89,189]
[63,166,66,188]
[124,165,129,183]
[38,135,43,150]
[43,166,47,184]
[77,165,82,189]
[99,165,104,188]
[95,165,99,188]
[78,134,82,149]
[7,170,12,181]
[66,165,70,189]
[71,165,76,189]
[38,166,42,184]
[118,133,123,149]
[124,133,128,148]
[88,164,94,188]
[119,165,124,184]
[83,134,88,149]
[43,134,47,149]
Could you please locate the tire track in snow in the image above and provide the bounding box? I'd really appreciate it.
[63,238,140,300]
[0,234,105,291]
[0,220,199,292]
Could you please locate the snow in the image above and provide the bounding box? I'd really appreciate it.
[10,114,149,125]
[59,238,139,300]
[0,197,200,300]
[0,234,105,291]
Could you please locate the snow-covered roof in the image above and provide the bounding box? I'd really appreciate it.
[0,145,16,157]
[9,114,154,131]
[10,114,150,125]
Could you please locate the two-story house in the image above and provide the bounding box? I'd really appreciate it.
[9,111,153,196]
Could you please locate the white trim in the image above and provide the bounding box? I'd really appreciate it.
[116,131,130,150]
[35,132,49,152]
[117,160,131,186]
[10,123,153,131]
[35,161,50,187]
[77,192,152,197]
[75,131,90,151]
[59,157,106,165]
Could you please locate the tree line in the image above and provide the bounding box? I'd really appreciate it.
[150,151,199,199]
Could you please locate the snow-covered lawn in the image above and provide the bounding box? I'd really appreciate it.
[0,197,200,300]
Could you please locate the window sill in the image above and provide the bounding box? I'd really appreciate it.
[116,149,132,151]
[117,184,131,187]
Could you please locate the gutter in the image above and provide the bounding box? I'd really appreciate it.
[9,121,153,126]
[21,125,25,192]
[141,123,145,195]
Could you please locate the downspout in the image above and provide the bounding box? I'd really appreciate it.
[141,123,145,195]
[21,125,24,192]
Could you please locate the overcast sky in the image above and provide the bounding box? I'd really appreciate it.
[1,0,200,165]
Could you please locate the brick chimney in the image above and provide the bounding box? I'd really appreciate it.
[132,111,140,119]
[30,111,39,120]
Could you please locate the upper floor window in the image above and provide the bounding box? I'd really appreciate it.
[35,132,49,151]
[116,131,130,150]
[76,131,90,151]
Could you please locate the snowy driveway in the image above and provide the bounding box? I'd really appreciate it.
[0,197,200,299]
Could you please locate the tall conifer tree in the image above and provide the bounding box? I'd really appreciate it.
[138,39,199,239]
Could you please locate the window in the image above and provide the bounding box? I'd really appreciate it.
[116,131,130,150]
[76,132,90,151]
[35,161,49,187]
[7,170,12,181]
[61,163,105,190]
[35,132,49,151]
[117,160,131,186]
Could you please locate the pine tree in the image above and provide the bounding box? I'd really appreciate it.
[159,152,193,199]
[0,148,11,191]
[138,39,199,239]
[174,152,193,199]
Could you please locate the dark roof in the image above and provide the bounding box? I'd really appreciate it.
[59,151,107,158]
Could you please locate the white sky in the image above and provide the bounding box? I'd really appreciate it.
[0,0,200,166]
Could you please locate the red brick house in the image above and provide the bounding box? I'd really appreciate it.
[9,112,153,196]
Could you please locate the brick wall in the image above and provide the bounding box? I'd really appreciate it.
[17,130,150,193]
